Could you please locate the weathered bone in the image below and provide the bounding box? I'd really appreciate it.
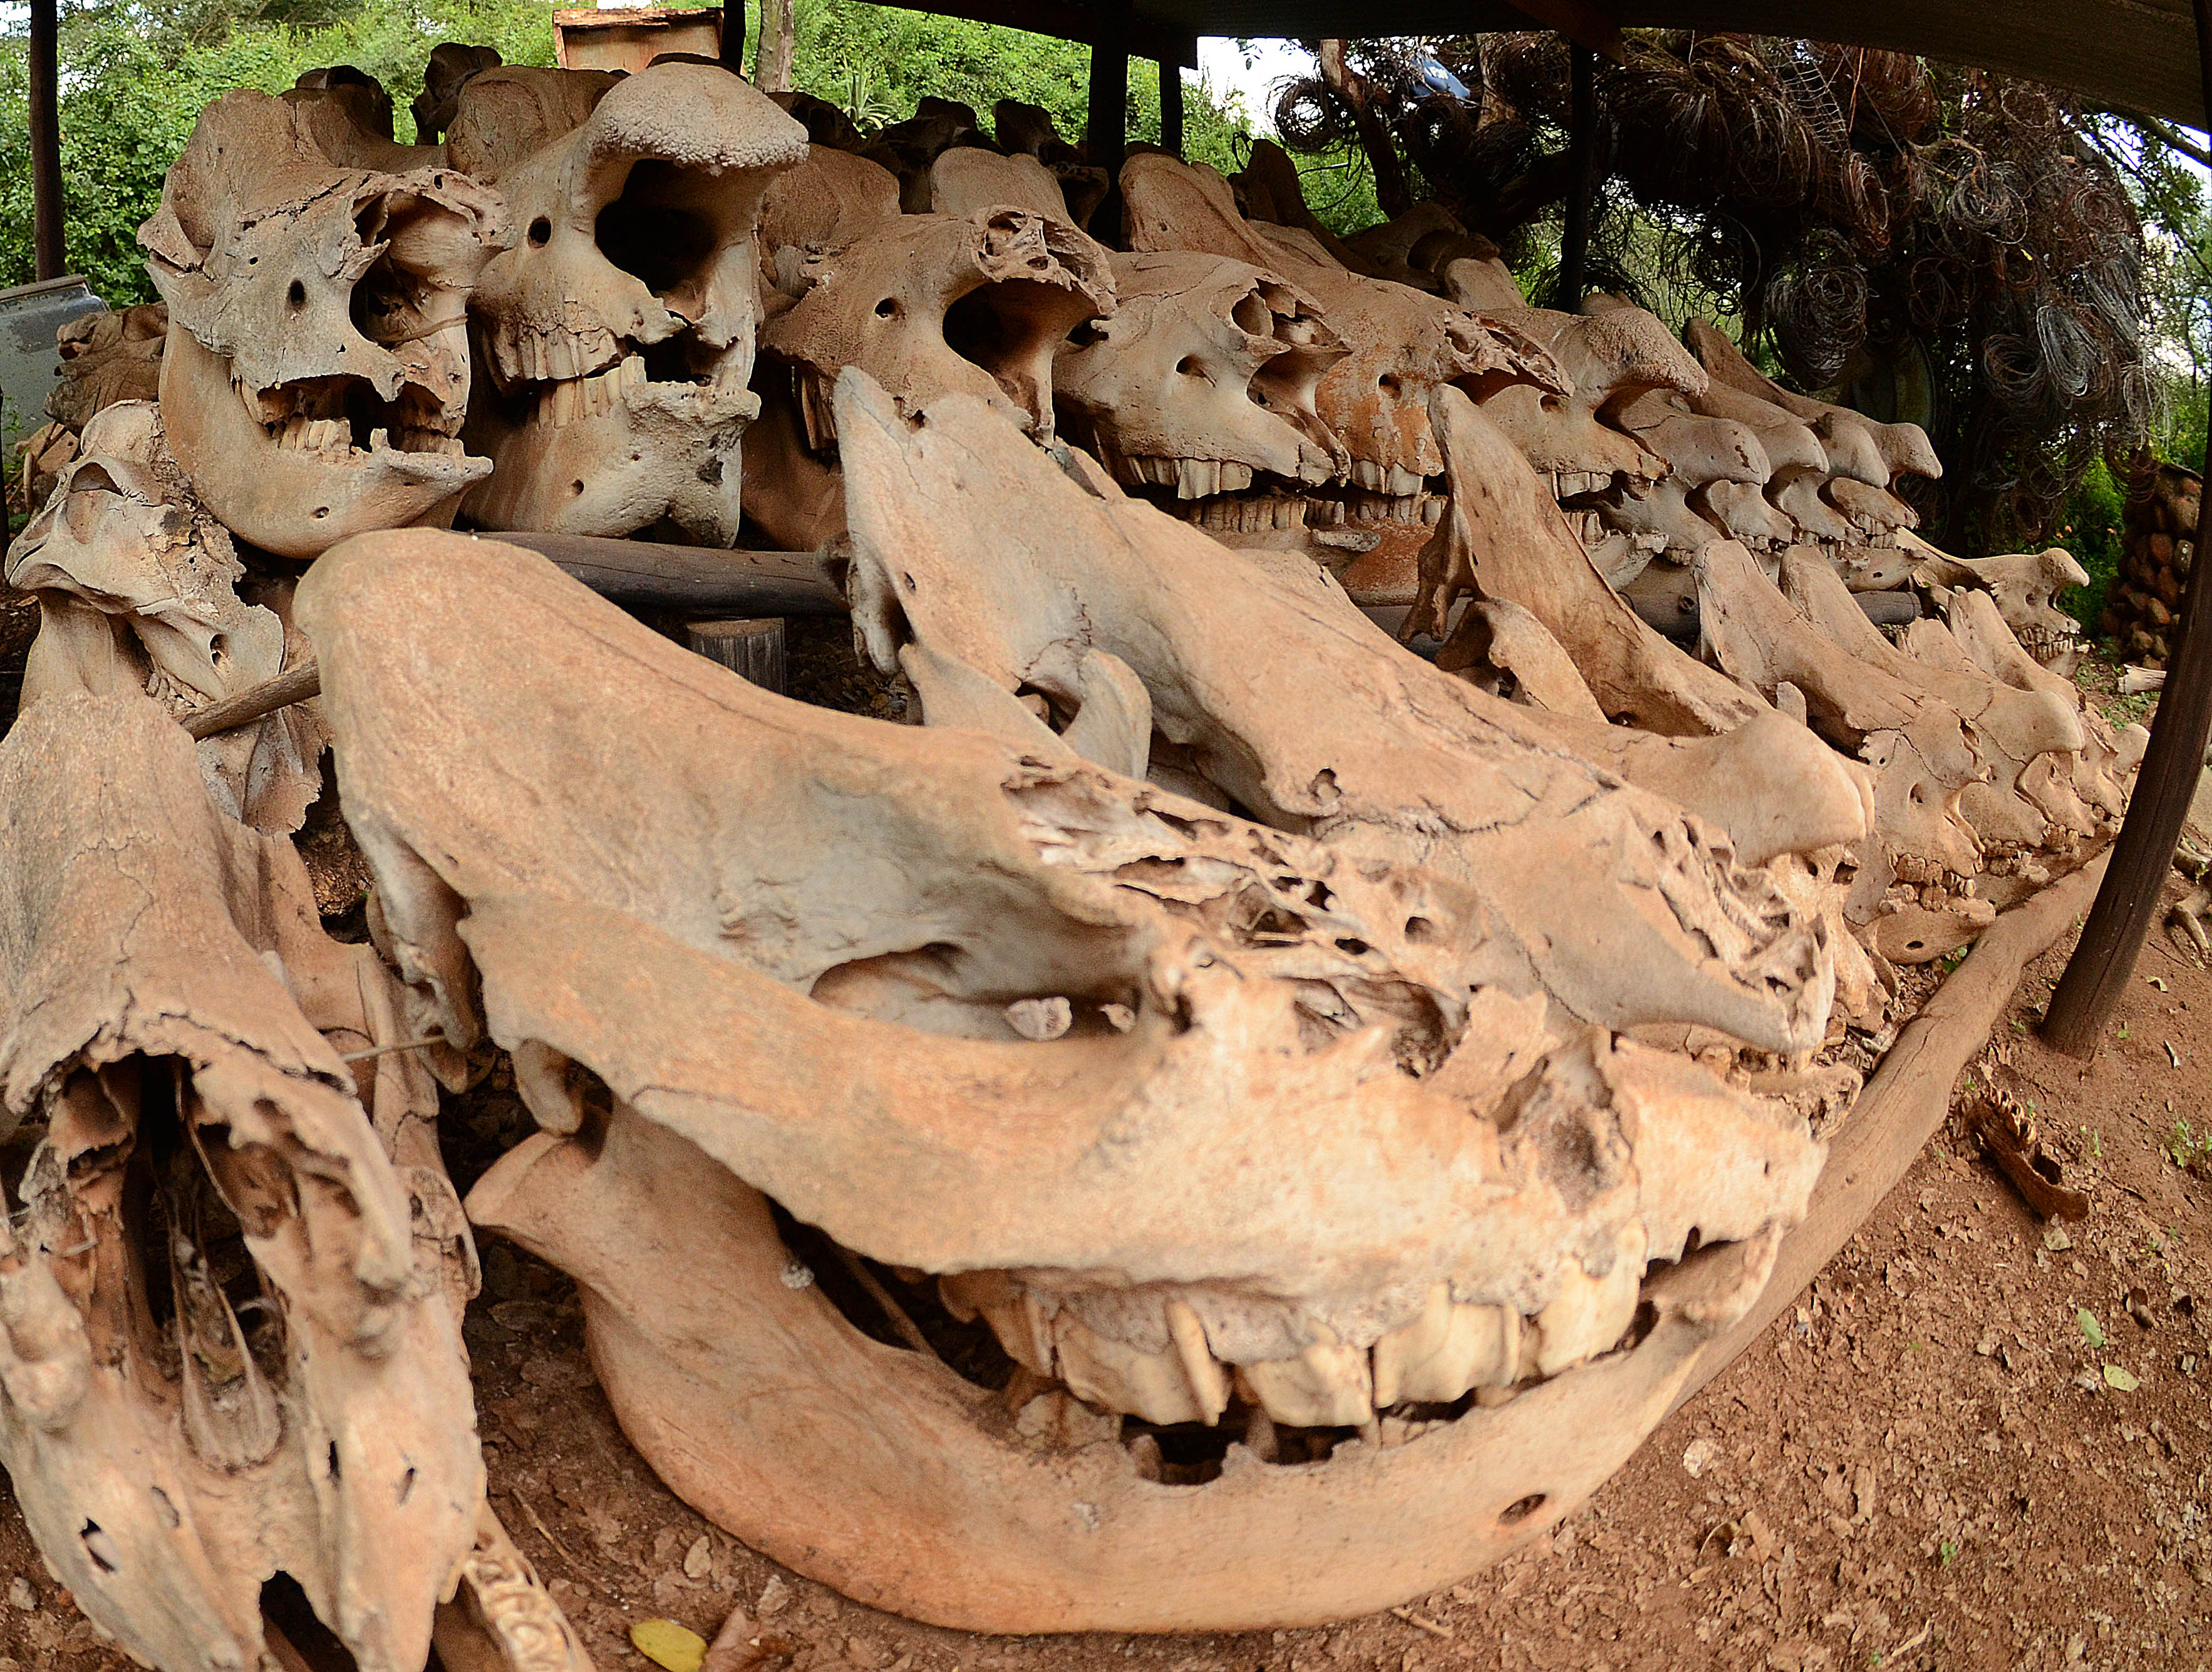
[140,89,505,559]
[297,527,1821,1633]
[744,204,1113,549]
[0,693,530,1672]
[5,402,325,834]
[1685,317,1941,488]
[452,63,809,540]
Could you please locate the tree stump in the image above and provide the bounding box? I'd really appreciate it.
[686,618,787,695]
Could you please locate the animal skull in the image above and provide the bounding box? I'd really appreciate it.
[6,402,324,835]
[743,202,1113,549]
[0,692,520,1672]
[139,89,505,560]
[1053,250,1350,536]
[297,524,1823,1633]
[449,63,809,540]
[1951,549,2091,669]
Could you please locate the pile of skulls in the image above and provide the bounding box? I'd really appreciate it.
[0,49,2144,1667]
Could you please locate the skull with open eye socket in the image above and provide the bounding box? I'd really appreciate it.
[448,63,809,542]
[1053,250,1350,540]
[741,195,1114,549]
[138,89,506,561]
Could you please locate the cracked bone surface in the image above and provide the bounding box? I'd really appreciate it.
[138,88,505,560]
[297,525,1821,1631]
[743,198,1114,549]
[1052,250,1350,531]
[0,691,586,1672]
[837,370,1840,1053]
[448,63,809,541]
[5,401,326,835]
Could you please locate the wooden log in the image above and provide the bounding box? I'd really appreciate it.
[474,530,845,616]
[1668,850,2109,1417]
[686,618,787,694]
[182,661,322,740]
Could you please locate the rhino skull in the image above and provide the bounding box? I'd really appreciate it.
[0,693,518,1672]
[450,63,808,541]
[5,401,325,835]
[139,90,504,560]
[1053,249,1349,539]
[298,525,1822,1634]
[1953,549,2089,669]
[743,203,1114,549]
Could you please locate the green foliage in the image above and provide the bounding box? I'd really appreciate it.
[2052,457,2126,638]
[2,0,1256,306]
[0,0,557,304]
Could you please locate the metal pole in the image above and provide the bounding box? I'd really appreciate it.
[1553,42,1594,309]
[1158,56,1184,157]
[29,0,66,281]
[2043,0,2212,1054]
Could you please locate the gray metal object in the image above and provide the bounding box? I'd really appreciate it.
[0,276,103,453]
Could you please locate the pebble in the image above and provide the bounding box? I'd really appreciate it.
[6,1577,32,1611]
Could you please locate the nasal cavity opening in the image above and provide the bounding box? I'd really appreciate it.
[943,281,1076,425]
[595,159,727,321]
[261,1572,359,1672]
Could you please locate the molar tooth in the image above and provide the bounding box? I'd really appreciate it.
[939,1271,1053,1376]
[1370,1285,1520,1406]
[1054,1309,1222,1428]
[366,426,390,453]
[1349,459,1387,492]
[1386,465,1425,497]
[1173,458,1218,499]
[1529,1223,1647,1378]
[621,353,648,389]
[1219,462,1253,493]
[1422,495,1445,526]
[1233,1321,1372,1428]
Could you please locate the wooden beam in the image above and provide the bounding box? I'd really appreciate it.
[1088,2,1130,186]
[478,531,847,615]
[2042,0,2212,1055]
[1159,56,1184,157]
[1551,43,1595,309]
[29,0,65,282]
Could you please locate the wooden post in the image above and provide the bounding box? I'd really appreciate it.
[718,0,747,75]
[2042,0,2212,1056]
[1157,56,1184,157]
[754,0,793,92]
[1552,42,1595,310]
[686,619,788,694]
[29,0,66,282]
[1087,1,1130,180]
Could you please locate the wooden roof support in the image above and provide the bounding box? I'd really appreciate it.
[1551,41,1596,309]
[29,0,65,281]
[1159,55,1184,157]
[2043,0,2212,1053]
[718,1,747,73]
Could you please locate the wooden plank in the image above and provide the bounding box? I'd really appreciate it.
[1504,0,1627,61]
[1667,850,2109,1418]
[870,0,1194,68]
[1159,55,1185,157]
[475,531,846,616]
[1088,3,1132,178]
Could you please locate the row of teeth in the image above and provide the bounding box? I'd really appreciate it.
[1312,492,1444,528]
[1347,460,1428,497]
[485,321,623,388]
[1118,455,1259,499]
[942,1226,1646,1434]
[535,355,651,427]
[269,416,465,458]
[1548,470,1615,499]
[1184,495,1309,533]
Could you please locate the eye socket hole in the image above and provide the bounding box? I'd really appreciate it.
[286,280,307,311]
[876,297,899,318]
[527,217,552,247]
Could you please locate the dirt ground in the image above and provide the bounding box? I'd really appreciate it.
[3,659,2208,1672]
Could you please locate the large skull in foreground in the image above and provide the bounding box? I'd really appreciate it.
[140,90,505,560]
[0,694,585,1672]
[298,525,1823,1632]
[448,63,808,540]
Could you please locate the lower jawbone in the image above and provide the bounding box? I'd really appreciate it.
[158,324,489,562]
[475,1101,1784,1635]
[460,348,760,544]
